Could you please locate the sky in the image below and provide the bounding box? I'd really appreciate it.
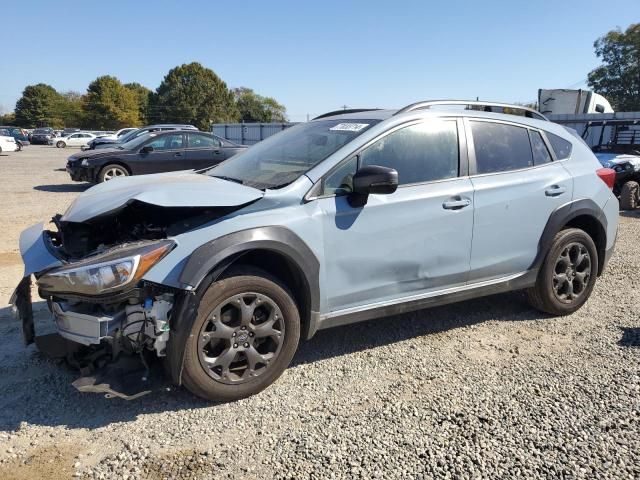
[2,0,639,122]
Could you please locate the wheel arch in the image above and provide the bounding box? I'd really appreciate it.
[166,227,320,385]
[533,199,608,276]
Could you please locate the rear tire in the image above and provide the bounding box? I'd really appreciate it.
[181,269,300,402]
[620,181,639,210]
[56,141,65,148]
[526,228,598,316]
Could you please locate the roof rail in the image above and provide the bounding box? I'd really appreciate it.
[394,100,548,121]
[313,108,381,120]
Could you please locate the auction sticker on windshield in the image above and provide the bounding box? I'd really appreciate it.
[329,123,369,132]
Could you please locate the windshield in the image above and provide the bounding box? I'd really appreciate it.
[208,119,380,189]
[116,128,140,143]
[119,132,158,150]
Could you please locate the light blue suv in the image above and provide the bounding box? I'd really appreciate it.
[11,100,619,401]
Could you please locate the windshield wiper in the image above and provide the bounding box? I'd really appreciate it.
[212,175,244,185]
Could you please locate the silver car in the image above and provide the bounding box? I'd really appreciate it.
[11,100,619,401]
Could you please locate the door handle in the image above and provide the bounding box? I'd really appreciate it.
[213,149,221,154]
[442,196,471,210]
[545,185,566,197]
[174,152,182,157]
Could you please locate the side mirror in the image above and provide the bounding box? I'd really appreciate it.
[349,165,398,207]
[141,145,154,154]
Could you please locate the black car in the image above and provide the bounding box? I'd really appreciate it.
[87,124,198,150]
[30,127,55,144]
[66,130,247,183]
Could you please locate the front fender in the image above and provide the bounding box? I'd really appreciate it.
[179,226,320,312]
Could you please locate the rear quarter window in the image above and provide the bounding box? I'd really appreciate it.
[546,132,572,160]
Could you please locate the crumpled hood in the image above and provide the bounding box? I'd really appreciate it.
[61,171,264,222]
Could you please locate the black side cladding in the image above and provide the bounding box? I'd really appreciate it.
[531,198,608,275]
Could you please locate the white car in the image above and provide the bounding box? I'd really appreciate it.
[97,127,137,141]
[50,132,97,148]
[0,133,18,153]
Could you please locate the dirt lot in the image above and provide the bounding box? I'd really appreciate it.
[0,146,638,479]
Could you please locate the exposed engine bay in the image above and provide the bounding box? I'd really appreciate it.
[49,199,240,259]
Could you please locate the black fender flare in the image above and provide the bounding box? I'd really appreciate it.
[166,226,320,385]
[530,198,608,274]
[178,226,320,311]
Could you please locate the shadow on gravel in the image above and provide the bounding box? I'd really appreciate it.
[618,327,640,347]
[292,292,541,367]
[0,292,542,431]
[33,183,91,193]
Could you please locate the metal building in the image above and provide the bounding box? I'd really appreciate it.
[212,123,297,145]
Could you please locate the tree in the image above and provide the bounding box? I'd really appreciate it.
[124,82,152,125]
[14,83,62,127]
[0,112,15,125]
[56,91,85,128]
[151,62,238,130]
[588,23,640,111]
[233,87,287,122]
[83,75,140,129]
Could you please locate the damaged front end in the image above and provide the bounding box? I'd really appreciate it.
[11,201,246,399]
[12,236,179,399]
[11,172,265,399]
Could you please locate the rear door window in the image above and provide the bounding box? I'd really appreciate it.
[188,133,220,148]
[471,121,533,174]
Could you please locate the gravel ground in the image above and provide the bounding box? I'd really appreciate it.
[0,146,638,479]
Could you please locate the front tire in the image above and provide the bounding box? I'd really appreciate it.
[56,141,66,148]
[181,269,300,402]
[98,164,129,182]
[526,228,598,316]
[620,181,639,210]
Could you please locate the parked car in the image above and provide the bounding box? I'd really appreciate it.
[66,131,246,183]
[50,132,96,148]
[10,100,619,402]
[95,127,137,142]
[87,124,198,150]
[0,126,30,148]
[30,127,55,144]
[62,128,81,136]
[0,131,18,153]
[582,119,640,209]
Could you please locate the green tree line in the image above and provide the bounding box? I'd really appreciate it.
[0,62,287,130]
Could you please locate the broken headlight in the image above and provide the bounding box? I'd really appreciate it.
[38,240,174,296]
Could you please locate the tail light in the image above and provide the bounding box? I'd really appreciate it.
[596,167,616,189]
